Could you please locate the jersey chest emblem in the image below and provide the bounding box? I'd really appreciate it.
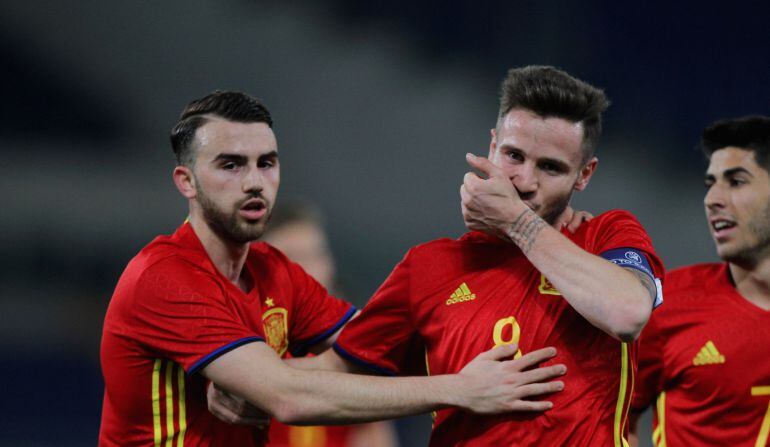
[262,305,288,356]
[692,340,725,366]
[538,275,561,296]
[445,282,476,305]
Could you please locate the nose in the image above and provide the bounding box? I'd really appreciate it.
[704,182,725,211]
[242,165,264,195]
[512,163,538,200]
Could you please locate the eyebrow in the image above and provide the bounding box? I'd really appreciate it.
[213,153,248,163]
[212,151,279,163]
[260,150,279,160]
[706,167,753,179]
[538,156,570,171]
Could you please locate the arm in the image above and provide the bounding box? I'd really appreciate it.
[203,341,564,425]
[460,154,656,341]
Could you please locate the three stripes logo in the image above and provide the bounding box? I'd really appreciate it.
[445,282,476,305]
[692,340,726,366]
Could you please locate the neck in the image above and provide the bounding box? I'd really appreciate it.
[188,214,251,287]
[729,253,770,311]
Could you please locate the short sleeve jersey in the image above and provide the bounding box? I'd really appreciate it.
[632,263,770,447]
[335,210,664,447]
[99,223,355,447]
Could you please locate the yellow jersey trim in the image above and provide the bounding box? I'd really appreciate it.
[653,391,667,447]
[613,342,630,447]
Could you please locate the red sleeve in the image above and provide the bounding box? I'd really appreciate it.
[632,312,665,411]
[333,250,420,376]
[588,210,666,280]
[283,257,355,357]
[125,257,264,374]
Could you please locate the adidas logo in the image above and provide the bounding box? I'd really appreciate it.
[692,341,725,366]
[445,283,476,305]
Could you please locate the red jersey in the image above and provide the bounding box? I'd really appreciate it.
[99,223,354,447]
[335,210,664,446]
[633,263,770,447]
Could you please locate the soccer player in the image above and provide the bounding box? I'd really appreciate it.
[98,91,569,446]
[630,116,770,447]
[260,201,399,447]
[232,66,663,446]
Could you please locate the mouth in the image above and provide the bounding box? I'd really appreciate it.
[239,198,268,221]
[710,217,737,240]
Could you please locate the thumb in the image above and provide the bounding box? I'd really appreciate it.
[466,153,503,179]
[478,343,518,361]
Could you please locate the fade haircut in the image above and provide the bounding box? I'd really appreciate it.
[701,115,770,172]
[170,91,273,166]
[498,66,609,163]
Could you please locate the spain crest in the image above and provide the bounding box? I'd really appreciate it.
[538,274,561,296]
[262,307,288,356]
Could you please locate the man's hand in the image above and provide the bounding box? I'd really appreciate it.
[455,344,566,413]
[207,382,270,427]
[562,208,593,233]
[460,153,526,237]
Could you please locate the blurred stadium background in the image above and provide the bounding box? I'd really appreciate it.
[1,1,768,445]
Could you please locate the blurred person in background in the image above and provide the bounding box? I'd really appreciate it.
[630,116,770,447]
[98,90,570,447]
[261,200,399,447]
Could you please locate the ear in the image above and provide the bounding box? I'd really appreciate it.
[488,128,497,160]
[173,166,197,199]
[574,157,598,192]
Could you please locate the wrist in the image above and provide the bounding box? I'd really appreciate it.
[506,208,547,254]
[436,374,465,409]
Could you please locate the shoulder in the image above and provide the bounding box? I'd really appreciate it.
[248,242,300,277]
[403,234,503,261]
[664,263,724,293]
[117,243,224,307]
[572,209,654,250]
[585,209,644,230]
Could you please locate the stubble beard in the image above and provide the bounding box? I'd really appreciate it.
[196,185,269,244]
[720,200,770,265]
[539,189,574,226]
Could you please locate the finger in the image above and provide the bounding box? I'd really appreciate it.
[516,365,567,384]
[460,184,471,205]
[466,153,504,179]
[477,343,518,361]
[463,171,484,193]
[508,399,554,412]
[514,381,565,399]
[507,347,557,369]
[566,210,594,233]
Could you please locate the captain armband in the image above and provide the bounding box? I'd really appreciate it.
[599,248,663,308]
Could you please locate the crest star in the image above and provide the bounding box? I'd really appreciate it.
[265,297,275,307]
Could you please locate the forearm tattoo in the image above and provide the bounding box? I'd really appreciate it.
[508,208,547,254]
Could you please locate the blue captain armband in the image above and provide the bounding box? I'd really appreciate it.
[599,248,663,308]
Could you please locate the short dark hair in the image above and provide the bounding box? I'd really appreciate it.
[170,91,273,166]
[701,115,770,172]
[498,66,609,162]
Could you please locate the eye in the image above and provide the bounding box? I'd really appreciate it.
[542,162,559,172]
[729,178,746,187]
[221,162,238,170]
[506,151,524,162]
[258,157,278,169]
